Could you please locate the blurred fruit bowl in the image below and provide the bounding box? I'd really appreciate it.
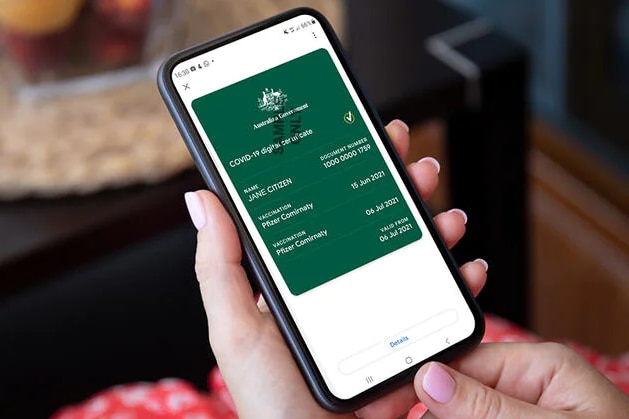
[0,0,184,97]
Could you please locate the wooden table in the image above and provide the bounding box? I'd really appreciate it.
[0,170,204,296]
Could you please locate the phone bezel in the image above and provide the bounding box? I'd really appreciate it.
[157,7,484,412]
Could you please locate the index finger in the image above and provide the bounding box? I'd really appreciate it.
[186,191,262,346]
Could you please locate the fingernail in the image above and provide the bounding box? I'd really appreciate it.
[475,258,489,272]
[422,363,455,404]
[448,208,467,224]
[391,119,409,133]
[184,192,206,230]
[417,156,441,173]
[354,411,364,418]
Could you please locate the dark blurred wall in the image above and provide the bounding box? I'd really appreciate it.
[445,0,629,174]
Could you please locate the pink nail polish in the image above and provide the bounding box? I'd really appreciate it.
[417,157,441,173]
[448,208,468,224]
[475,258,489,272]
[392,119,409,132]
[422,363,456,403]
[184,192,206,230]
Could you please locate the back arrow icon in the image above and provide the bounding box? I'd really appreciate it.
[283,29,289,34]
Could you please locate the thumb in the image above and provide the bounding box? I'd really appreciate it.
[414,362,549,419]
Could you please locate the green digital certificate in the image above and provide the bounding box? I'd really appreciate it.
[192,48,422,295]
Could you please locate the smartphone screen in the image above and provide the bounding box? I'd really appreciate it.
[169,13,478,401]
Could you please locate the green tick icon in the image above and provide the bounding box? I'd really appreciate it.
[343,111,355,124]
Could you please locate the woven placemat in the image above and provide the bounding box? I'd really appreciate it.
[0,0,342,200]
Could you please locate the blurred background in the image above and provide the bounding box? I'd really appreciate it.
[0,0,626,417]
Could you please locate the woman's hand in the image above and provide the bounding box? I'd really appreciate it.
[184,120,488,418]
[411,342,629,418]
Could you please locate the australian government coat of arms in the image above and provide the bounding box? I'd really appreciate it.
[258,88,288,112]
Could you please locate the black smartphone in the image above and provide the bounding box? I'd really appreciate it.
[158,7,484,413]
